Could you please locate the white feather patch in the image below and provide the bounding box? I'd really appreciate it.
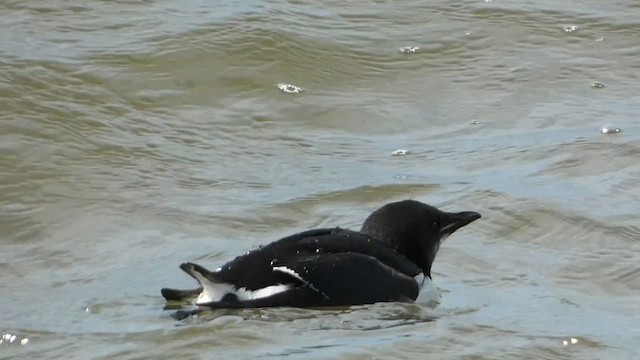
[273,266,304,282]
[193,270,292,305]
[273,265,327,299]
[193,271,235,305]
[246,284,291,299]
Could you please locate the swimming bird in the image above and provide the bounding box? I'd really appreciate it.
[161,200,480,314]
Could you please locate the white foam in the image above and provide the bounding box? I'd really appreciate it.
[414,273,428,290]
[414,273,441,305]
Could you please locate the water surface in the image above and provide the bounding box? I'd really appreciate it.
[1,0,639,359]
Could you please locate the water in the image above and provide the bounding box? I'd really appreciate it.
[1,0,639,358]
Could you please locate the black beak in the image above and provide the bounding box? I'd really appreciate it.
[439,211,481,238]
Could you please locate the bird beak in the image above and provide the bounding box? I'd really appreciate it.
[439,211,481,239]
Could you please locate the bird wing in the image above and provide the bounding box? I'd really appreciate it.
[273,252,419,305]
[296,232,421,277]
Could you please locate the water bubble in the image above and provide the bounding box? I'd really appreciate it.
[591,81,605,89]
[563,25,578,33]
[600,124,622,134]
[399,46,419,54]
[277,83,304,94]
[392,149,409,156]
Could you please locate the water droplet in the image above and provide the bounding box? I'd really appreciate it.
[85,307,91,313]
[591,81,605,88]
[392,149,409,156]
[277,83,303,94]
[399,46,419,54]
[563,25,578,33]
[563,340,569,346]
[9,335,16,343]
[21,338,29,345]
[315,248,320,253]
[600,124,622,134]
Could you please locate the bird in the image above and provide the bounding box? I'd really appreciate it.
[161,199,480,316]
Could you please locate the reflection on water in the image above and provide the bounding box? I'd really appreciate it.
[1,0,639,359]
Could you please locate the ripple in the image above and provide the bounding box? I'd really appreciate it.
[391,149,409,156]
[399,46,420,54]
[277,83,304,94]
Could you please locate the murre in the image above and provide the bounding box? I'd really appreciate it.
[161,200,480,314]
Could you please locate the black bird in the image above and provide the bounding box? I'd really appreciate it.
[161,200,480,312]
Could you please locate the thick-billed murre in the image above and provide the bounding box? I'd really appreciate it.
[161,200,480,314]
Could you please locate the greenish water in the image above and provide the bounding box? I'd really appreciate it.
[1,0,639,359]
